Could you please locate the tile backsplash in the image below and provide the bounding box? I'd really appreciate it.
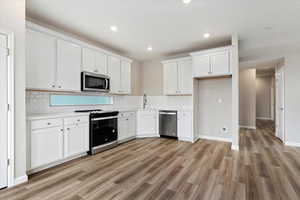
[26,91,142,114]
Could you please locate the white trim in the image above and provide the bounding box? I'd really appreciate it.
[178,137,194,143]
[190,45,233,56]
[0,29,15,188]
[285,141,300,148]
[198,135,232,143]
[14,175,28,186]
[239,125,257,130]
[256,117,273,120]
[161,56,192,64]
[231,145,239,151]
[136,134,160,138]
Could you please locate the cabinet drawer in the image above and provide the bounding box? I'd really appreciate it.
[31,118,63,130]
[119,112,135,118]
[64,116,89,125]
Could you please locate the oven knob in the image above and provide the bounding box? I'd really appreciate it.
[112,129,115,133]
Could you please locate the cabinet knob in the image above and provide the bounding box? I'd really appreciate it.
[60,129,64,132]
[47,122,51,125]
[67,128,70,131]
[51,85,55,88]
[58,86,62,88]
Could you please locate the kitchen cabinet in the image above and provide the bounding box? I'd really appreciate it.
[178,111,193,142]
[64,121,89,158]
[107,56,131,94]
[30,120,64,169]
[27,115,89,172]
[57,39,81,91]
[118,112,136,142]
[136,110,158,137]
[26,29,56,90]
[162,57,192,95]
[82,47,107,75]
[191,46,232,78]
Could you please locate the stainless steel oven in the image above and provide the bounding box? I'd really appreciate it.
[81,71,110,92]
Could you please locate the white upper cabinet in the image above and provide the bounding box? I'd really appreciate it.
[107,56,131,94]
[162,57,192,95]
[26,29,56,90]
[82,47,108,75]
[57,40,81,91]
[178,59,193,94]
[191,46,232,78]
[107,56,121,93]
[121,60,131,94]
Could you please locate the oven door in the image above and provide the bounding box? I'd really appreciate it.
[82,72,110,92]
[90,116,118,150]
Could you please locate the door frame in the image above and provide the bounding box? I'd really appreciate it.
[0,29,15,187]
[275,63,285,143]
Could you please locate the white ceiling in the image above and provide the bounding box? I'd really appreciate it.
[26,0,300,61]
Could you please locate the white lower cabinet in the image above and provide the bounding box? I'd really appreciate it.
[136,110,158,137]
[118,112,136,142]
[178,111,193,142]
[28,115,89,171]
[30,126,64,169]
[64,122,89,158]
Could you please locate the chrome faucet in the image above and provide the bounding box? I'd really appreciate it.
[143,94,147,109]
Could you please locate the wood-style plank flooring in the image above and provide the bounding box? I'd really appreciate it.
[1,120,300,200]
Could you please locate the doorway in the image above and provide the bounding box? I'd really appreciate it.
[0,30,14,189]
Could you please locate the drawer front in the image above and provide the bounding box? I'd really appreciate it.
[64,116,89,125]
[119,112,135,118]
[31,118,63,130]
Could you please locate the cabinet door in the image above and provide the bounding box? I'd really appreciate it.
[178,59,192,94]
[82,47,96,73]
[137,112,157,137]
[95,51,107,75]
[192,55,210,77]
[121,60,131,94]
[64,123,89,158]
[163,62,178,95]
[107,56,121,94]
[128,115,136,138]
[57,40,81,91]
[31,127,64,168]
[118,117,128,141]
[178,112,193,141]
[210,51,230,75]
[26,29,56,89]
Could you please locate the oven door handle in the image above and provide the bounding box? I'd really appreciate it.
[92,116,118,121]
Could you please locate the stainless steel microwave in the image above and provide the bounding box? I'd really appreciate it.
[81,72,110,92]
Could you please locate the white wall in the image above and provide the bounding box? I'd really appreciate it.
[285,53,300,144]
[196,78,232,141]
[256,75,272,119]
[0,0,26,179]
[141,60,163,96]
[239,69,256,128]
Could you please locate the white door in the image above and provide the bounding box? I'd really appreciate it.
[118,117,128,141]
[57,40,81,91]
[0,33,8,189]
[31,127,64,169]
[26,29,56,89]
[82,47,96,73]
[64,123,89,157]
[107,56,121,94]
[275,65,285,142]
[163,62,178,95]
[95,51,107,75]
[121,61,131,94]
[137,112,157,136]
[128,114,136,138]
[178,112,193,141]
[210,51,230,75]
[192,55,210,77]
[178,60,193,94]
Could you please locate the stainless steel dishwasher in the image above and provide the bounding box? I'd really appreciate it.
[159,110,177,138]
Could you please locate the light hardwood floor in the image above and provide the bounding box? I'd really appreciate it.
[1,121,300,200]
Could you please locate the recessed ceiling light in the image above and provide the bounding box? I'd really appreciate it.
[147,46,153,51]
[110,26,118,32]
[182,0,192,5]
[203,33,210,38]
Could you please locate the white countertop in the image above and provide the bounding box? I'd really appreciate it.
[27,112,91,120]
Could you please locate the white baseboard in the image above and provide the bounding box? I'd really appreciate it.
[178,137,193,143]
[256,117,273,121]
[14,175,28,186]
[231,144,239,151]
[239,125,256,130]
[198,135,232,143]
[285,141,300,147]
[136,134,160,138]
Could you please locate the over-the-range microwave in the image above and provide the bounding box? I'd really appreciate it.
[81,71,110,92]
